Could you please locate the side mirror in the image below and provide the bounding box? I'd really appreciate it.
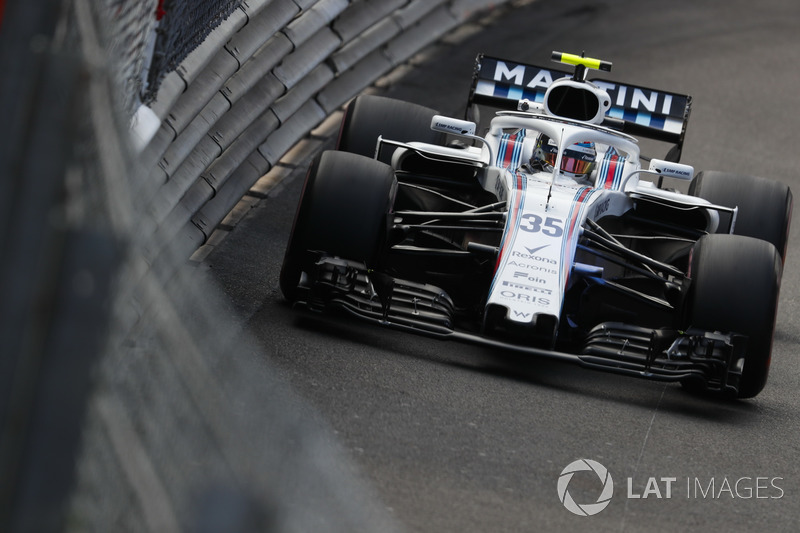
[648,159,694,181]
[431,115,477,136]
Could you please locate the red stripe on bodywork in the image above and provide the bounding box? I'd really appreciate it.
[603,154,619,189]
[494,171,525,273]
[563,188,592,286]
[501,132,519,169]
[568,188,591,235]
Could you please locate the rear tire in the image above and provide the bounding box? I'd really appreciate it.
[686,234,782,398]
[280,151,397,302]
[337,94,446,163]
[689,171,792,260]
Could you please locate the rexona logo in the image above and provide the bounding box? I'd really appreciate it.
[557,459,614,516]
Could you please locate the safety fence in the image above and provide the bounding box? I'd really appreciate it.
[0,0,520,530]
[143,0,244,105]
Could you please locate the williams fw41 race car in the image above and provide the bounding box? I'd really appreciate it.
[280,52,792,399]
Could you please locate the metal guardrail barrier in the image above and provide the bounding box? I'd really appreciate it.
[135,0,513,300]
[0,0,516,530]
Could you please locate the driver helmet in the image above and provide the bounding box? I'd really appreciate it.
[532,134,596,179]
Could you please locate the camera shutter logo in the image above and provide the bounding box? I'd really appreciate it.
[557,459,614,516]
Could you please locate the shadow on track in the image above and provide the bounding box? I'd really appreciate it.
[287,305,763,425]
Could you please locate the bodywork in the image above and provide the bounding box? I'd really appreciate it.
[291,54,753,394]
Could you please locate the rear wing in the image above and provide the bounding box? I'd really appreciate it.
[467,54,693,162]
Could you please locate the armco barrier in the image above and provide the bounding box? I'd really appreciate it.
[2,0,528,529]
[136,0,513,298]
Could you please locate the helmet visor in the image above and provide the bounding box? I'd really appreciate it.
[541,150,595,176]
[561,155,594,176]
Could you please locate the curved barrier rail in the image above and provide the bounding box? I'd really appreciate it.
[1,0,518,530]
[133,0,513,296]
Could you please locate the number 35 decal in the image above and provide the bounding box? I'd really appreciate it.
[520,214,564,237]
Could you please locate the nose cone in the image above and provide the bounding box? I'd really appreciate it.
[483,303,559,350]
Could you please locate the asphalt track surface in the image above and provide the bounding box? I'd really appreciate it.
[205,0,800,531]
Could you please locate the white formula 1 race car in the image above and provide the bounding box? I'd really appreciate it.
[280,52,792,399]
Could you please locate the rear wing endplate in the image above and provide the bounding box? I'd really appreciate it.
[467,54,693,162]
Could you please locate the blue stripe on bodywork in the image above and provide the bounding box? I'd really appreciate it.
[489,171,527,293]
[496,129,527,169]
[596,147,627,190]
[558,187,596,290]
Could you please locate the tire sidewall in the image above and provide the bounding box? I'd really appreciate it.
[686,234,782,397]
[337,95,446,163]
[690,170,792,260]
[280,151,396,301]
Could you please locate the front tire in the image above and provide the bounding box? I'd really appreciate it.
[280,151,397,302]
[686,234,782,398]
[690,171,792,260]
[337,94,446,163]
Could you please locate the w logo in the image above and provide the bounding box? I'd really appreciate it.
[557,459,614,516]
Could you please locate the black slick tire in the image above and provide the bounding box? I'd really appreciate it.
[337,94,446,163]
[689,171,792,261]
[686,234,782,398]
[280,150,397,302]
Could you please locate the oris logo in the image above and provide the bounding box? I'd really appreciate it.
[499,290,550,306]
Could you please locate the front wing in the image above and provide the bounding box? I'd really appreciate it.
[294,256,745,395]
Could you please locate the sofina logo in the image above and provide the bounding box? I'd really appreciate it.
[557,459,614,516]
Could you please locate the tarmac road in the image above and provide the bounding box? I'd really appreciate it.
[205,0,800,531]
